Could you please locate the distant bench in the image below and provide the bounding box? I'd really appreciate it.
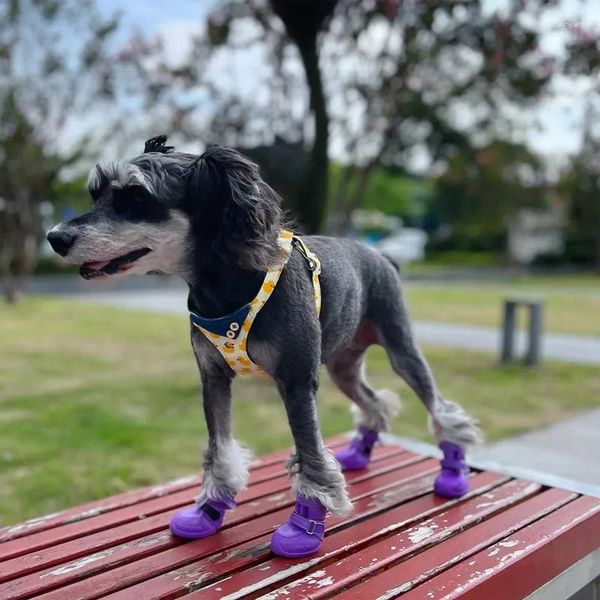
[0,434,598,599]
[501,298,544,366]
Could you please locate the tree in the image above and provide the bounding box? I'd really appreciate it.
[562,104,600,271]
[0,96,61,302]
[432,139,546,251]
[136,0,336,232]
[322,0,557,229]
[146,0,557,235]
[561,22,600,271]
[67,0,583,246]
[270,1,337,232]
[0,0,145,302]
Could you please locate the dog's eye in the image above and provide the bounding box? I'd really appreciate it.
[112,187,142,216]
[112,186,169,222]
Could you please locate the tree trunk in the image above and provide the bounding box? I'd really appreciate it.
[329,163,357,234]
[2,278,18,304]
[270,0,336,233]
[0,193,41,304]
[349,162,375,212]
[295,33,329,233]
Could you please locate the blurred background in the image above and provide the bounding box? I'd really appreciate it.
[1,0,599,525]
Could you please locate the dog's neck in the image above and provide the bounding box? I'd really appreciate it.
[186,256,265,319]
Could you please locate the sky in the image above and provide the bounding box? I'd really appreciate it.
[91,0,598,170]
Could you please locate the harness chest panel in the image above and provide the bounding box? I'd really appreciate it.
[190,230,321,376]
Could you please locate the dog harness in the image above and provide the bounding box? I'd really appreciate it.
[190,230,321,376]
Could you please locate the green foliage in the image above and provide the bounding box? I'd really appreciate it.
[140,1,566,235]
[0,0,148,301]
[49,176,90,213]
[329,163,433,220]
[432,139,546,250]
[410,251,501,270]
[0,94,63,300]
[560,105,600,271]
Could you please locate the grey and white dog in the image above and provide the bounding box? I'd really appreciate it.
[48,136,480,521]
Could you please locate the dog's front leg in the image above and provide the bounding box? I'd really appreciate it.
[196,365,250,502]
[270,369,351,558]
[169,334,249,540]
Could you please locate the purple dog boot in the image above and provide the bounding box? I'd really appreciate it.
[335,427,379,471]
[434,441,469,499]
[271,496,326,558]
[170,494,236,539]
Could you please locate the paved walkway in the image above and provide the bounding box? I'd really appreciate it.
[471,407,600,492]
[389,407,600,496]
[68,288,600,365]
[415,321,600,365]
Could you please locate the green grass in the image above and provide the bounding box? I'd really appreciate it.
[1,297,599,525]
[407,251,502,271]
[404,275,600,337]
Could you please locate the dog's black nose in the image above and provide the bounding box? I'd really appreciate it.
[47,230,76,257]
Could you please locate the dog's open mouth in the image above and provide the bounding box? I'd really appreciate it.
[79,248,152,280]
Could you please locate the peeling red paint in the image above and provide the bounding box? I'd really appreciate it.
[1,438,597,600]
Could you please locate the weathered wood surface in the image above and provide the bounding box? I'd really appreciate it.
[0,435,598,600]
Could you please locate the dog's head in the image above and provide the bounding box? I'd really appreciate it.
[47,136,285,281]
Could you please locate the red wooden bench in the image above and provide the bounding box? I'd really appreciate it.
[1,434,599,599]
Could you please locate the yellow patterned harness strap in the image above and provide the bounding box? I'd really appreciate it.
[190,230,321,376]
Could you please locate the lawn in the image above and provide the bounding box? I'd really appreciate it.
[1,297,599,525]
[403,274,600,337]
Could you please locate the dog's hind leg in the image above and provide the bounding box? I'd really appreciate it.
[375,301,481,449]
[170,333,250,540]
[326,339,401,471]
[372,271,481,498]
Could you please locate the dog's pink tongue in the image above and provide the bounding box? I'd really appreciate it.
[83,260,111,270]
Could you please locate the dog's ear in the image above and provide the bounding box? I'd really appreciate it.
[187,145,285,270]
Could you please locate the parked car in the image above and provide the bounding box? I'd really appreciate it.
[374,228,428,264]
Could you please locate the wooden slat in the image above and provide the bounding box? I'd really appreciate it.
[0,451,424,599]
[0,450,414,600]
[0,437,353,549]
[399,495,600,600]
[312,487,577,600]
[0,436,351,545]
[32,458,445,600]
[0,438,379,570]
[90,473,499,600]
[188,476,536,600]
[3,436,598,600]
[0,476,200,545]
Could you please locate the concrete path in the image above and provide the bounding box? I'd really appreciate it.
[71,288,188,314]
[67,288,600,365]
[388,406,600,497]
[471,407,600,491]
[415,320,600,365]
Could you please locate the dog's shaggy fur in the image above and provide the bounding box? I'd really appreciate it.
[48,136,481,516]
